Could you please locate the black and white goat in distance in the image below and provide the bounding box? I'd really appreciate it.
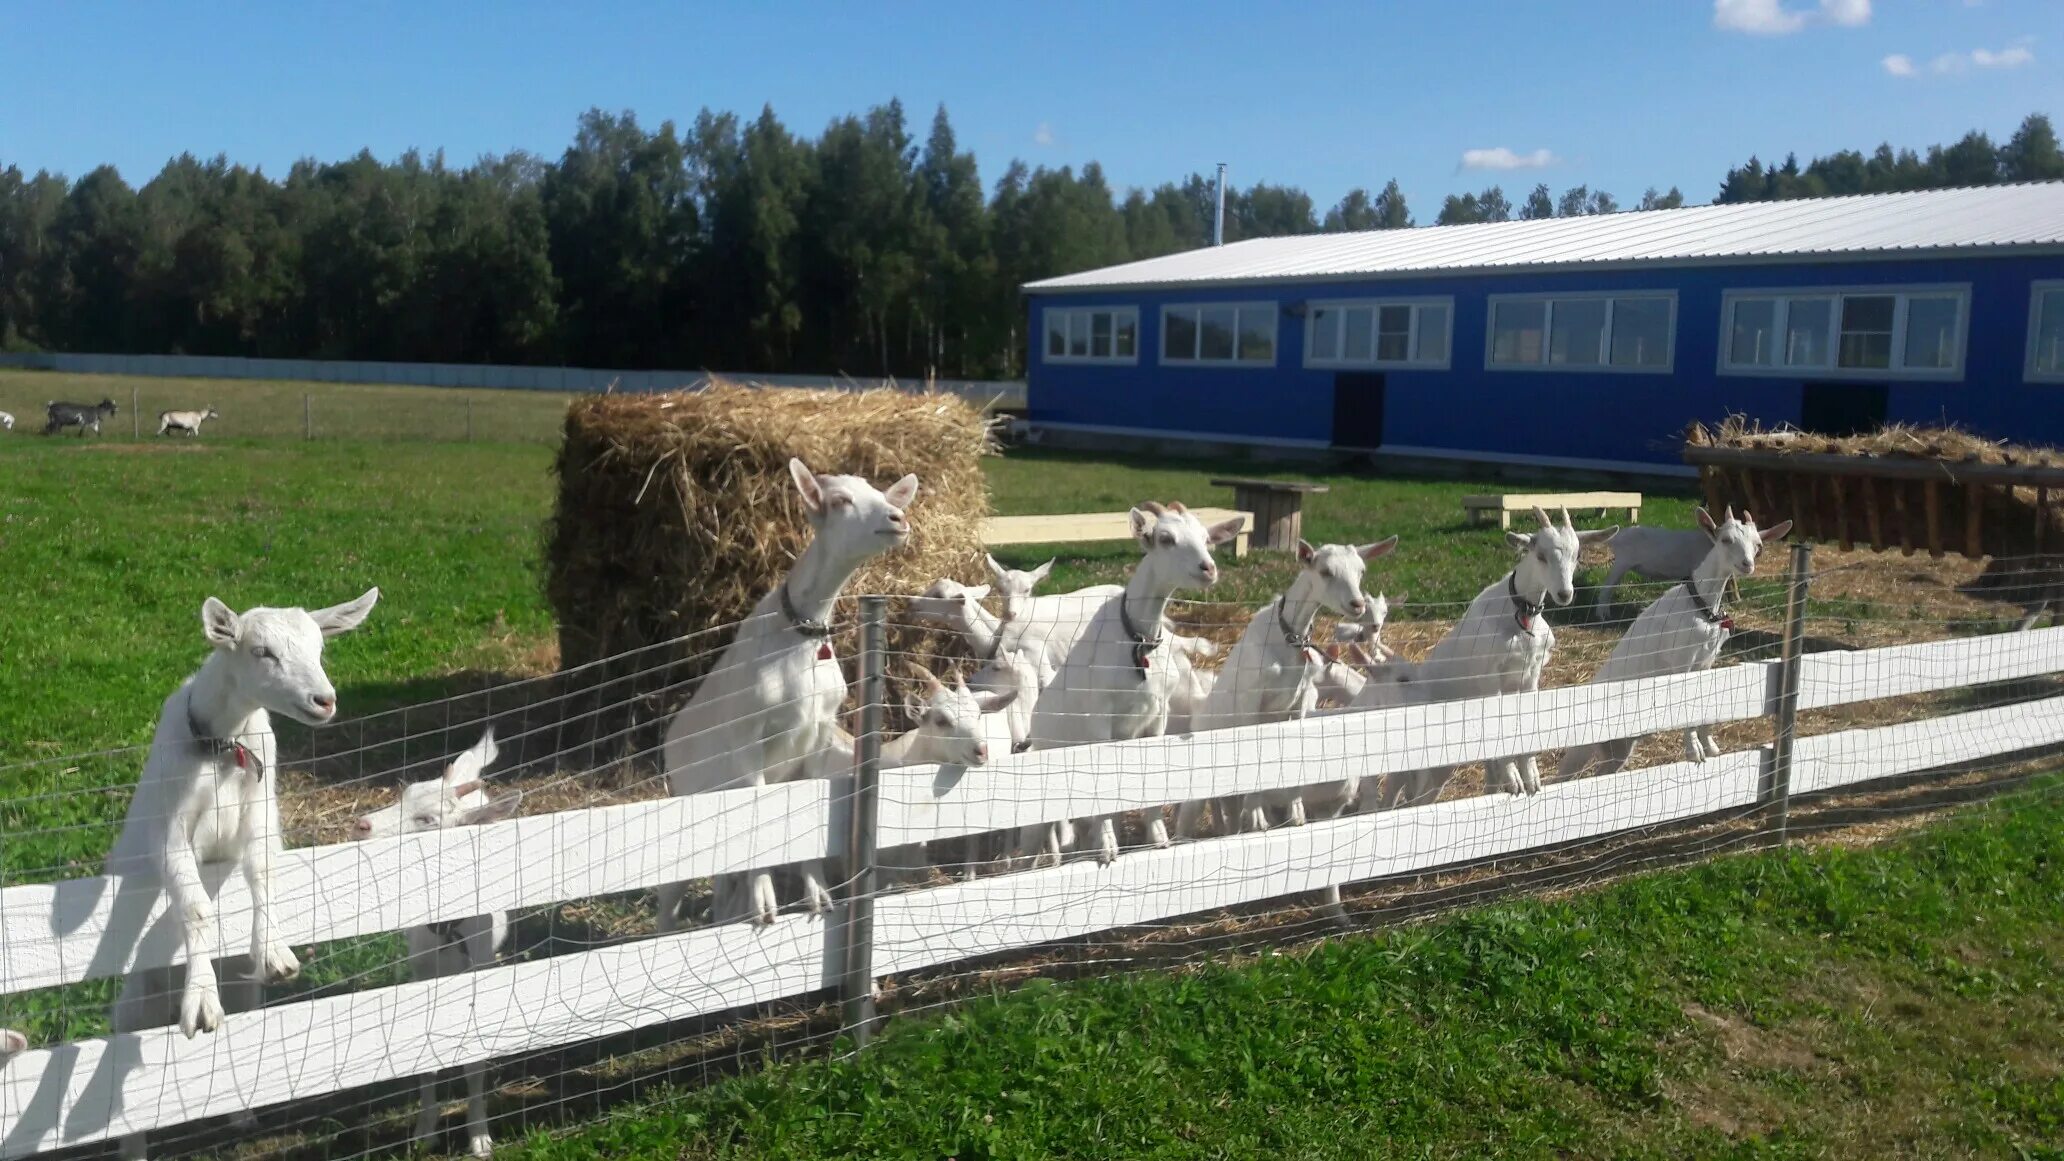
[352,728,520,1159]
[1174,536,1397,840]
[656,458,920,929]
[107,588,379,1160]
[1557,507,1791,781]
[1024,501,1245,866]
[1368,506,1616,809]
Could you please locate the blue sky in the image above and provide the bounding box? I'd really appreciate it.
[0,1,2054,212]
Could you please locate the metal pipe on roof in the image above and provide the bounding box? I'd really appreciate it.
[1213,162,1227,247]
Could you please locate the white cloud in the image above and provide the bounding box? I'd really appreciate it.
[1460,147,1557,171]
[1922,43,2035,73]
[1032,122,1055,147]
[1882,52,1916,76]
[1713,0,1871,35]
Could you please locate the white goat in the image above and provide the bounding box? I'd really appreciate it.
[1596,525,1715,613]
[1177,539,1396,839]
[352,729,520,1159]
[157,408,220,437]
[0,411,14,432]
[1371,508,1615,808]
[1026,502,1244,864]
[1558,509,1791,781]
[658,458,918,928]
[109,588,377,1161]
[910,568,1122,682]
[0,1029,23,1062]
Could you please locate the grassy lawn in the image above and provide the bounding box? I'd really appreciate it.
[504,786,2064,1160]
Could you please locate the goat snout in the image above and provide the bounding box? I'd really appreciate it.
[972,743,989,765]
[1199,563,1219,584]
[308,692,337,718]
[1348,598,1369,617]
[351,817,373,837]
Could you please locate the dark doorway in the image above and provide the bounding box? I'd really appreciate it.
[1331,372,1386,448]
[1799,382,1889,437]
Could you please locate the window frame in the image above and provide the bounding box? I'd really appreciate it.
[1716,284,1971,382]
[1160,302,1280,367]
[1041,305,1141,366]
[1482,290,1678,375]
[2025,280,2064,384]
[1302,296,1455,370]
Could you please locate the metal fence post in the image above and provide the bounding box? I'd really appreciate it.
[465,398,475,443]
[130,386,139,440]
[303,393,313,441]
[1767,542,1813,839]
[840,595,886,1049]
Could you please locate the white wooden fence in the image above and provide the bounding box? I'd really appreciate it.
[1,623,2061,1157]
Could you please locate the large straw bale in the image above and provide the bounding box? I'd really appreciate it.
[543,379,993,757]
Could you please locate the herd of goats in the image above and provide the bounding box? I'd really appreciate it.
[0,397,220,437]
[3,457,1791,1159]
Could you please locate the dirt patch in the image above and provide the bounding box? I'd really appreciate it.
[1683,1001,1828,1072]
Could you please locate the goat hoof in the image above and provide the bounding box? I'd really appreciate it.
[253,942,301,983]
[179,985,223,1038]
[468,1132,494,1158]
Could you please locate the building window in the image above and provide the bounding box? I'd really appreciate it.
[1043,306,1139,365]
[1486,293,1676,373]
[1719,287,1968,380]
[1163,303,1277,365]
[1304,298,1452,369]
[2027,282,2064,383]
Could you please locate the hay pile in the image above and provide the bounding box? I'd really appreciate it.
[545,380,994,756]
[1685,417,2064,567]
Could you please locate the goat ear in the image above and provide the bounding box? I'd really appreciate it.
[1696,507,1719,537]
[1760,519,1793,542]
[965,584,991,601]
[449,779,486,799]
[310,587,379,638]
[1206,516,1246,547]
[1358,536,1399,561]
[1577,525,1621,546]
[788,458,825,515]
[1389,590,1407,606]
[883,473,920,510]
[975,687,1020,713]
[1297,539,1317,564]
[1029,559,1054,585]
[461,727,499,775]
[462,789,523,826]
[1129,506,1158,544]
[201,597,241,648]
[1505,530,1533,552]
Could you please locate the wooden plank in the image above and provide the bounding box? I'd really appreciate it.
[1831,476,1852,551]
[874,752,1763,977]
[1209,477,1329,494]
[1459,492,1641,514]
[0,780,834,995]
[1924,480,1944,558]
[1796,624,2064,711]
[1892,480,1913,556]
[982,508,1250,558]
[1793,692,2064,795]
[876,663,1773,847]
[1683,446,2064,488]
[1789,473,1808,544]
[0,915,834,1158]
[2039,488,2051,555]
[1863,475,1884,548]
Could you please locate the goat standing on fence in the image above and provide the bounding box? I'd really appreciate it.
[156,408,220,437]
[1025,501,1244,865]
[1176,539,1397,840]
[658,458,919,928]
[1558,508,1790,780]
[352,729,520,1159]
[1594,524,1725,615]
[107,587,378,1160]
[1372,507,1615,808]
[43,397,117,435]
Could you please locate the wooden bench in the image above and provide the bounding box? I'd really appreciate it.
[1462,491,1643,529]
[1209,477,1330,551]
[982,507,1251,558]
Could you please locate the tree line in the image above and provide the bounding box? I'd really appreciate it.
[0,105,2054,379]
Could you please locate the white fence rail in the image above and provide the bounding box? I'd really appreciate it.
[1,623,2061,1157]
[0,351,1028,410]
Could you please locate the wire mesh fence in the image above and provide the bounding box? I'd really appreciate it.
[3,550,2062,1160]
[0,377,572,445]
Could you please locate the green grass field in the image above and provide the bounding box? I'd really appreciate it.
[503,783,2064,1160]
[1,373,2051,1159]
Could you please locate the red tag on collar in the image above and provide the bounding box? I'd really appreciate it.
[817,642,834,661]
[1518,614,1533,632]
[1719,615,1735,631]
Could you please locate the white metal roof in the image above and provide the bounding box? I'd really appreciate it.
[1023,182,2064,294]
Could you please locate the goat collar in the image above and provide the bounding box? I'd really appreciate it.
[1274,595,1319,663]
[1507,573,1545,633]
[426,919,474,966]
[1117,599,1162,680]
[187,700,257,777]
[778,581,835,639]
[1689,580,1733,630]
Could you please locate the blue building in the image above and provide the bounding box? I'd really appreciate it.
[1023,182,2064,475]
